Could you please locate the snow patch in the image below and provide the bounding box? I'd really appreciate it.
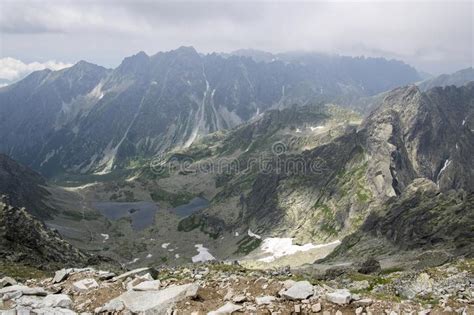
[310,126,325,132]
[192,244,215,263]
[161,243,170,249]
[258,238,341,263]
[248,229,261,239]
[62,182,98,192]
[40,150,57,167]
[146,253,153,259]
[100,234,109,243]
[126,258,139,265]
[437,159,452,184]
[234,232,239,237]
[175,254,180,259]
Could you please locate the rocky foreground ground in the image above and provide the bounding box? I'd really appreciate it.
[0,259,472,315]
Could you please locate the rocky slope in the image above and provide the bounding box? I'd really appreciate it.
[0,47,420,176]
[0,260,472,314]
[145,83,473,262]
[0,154,54,219]
[0,195,89,270]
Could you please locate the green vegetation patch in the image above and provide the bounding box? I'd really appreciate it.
[234,235,262,255]
[150,187,194,207]
[0,263,50,281]
[177,215,220,239]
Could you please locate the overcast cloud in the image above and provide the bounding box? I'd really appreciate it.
[0,0,472,76]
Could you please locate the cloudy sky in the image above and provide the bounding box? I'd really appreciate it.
[0,0,472,82]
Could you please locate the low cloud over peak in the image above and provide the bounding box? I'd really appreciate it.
[0,57,73,86]
[0,1,472,75]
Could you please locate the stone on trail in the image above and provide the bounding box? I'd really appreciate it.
[311,303,322,312]
[281,281,314,300]
[95,299,125,313]
[72,278,99,292]
[107,283,199,314]
[114,267,159,281]
[256,295,276,305]
[52,269,69,284]
[231,295,247,303]
[132,280,161,291]
[208,302,243,315]
[97,271,116,281]
[325,289,351,305]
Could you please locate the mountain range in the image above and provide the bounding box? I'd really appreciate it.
[0,48,472,272]
[0,47,420,177]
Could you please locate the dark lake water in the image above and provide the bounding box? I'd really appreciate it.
[172,197,209,217]
[92,201,158,231]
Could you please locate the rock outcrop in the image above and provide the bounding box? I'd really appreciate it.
[0,196,89,270]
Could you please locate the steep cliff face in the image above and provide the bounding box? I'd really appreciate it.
[0,48,420,176]
[362,84,474,199]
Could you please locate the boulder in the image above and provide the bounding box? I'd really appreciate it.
[357,258,381,274]
[97,271,116,281]
[232,295,247,303]
[132,280,161,291]
[281,281,314,300]
[208,302,243,315]
[53,269,69,284]
[96,299,125,313]
[72,279,99,292]
[0,277,17,288]
[107,283,199,314]
[255,296,276,305]
[325,289,351,305]
[311,303,322,312]
[114,267,159,281]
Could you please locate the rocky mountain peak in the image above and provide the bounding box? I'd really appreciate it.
[116,51,150,75]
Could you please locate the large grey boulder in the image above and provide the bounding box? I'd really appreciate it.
[107,283,199,314]
[255,296,276,305]
[281,281,314,300]
[53,269,69,284]
[325,289,351,305]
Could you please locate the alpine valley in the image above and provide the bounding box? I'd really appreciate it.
[0,48,473,314]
